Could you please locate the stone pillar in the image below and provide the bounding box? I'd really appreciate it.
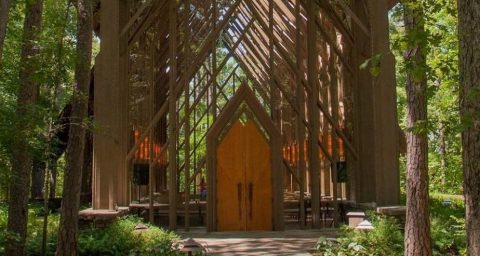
[369,0,400,206]
[93,0,128,209]
[352,0,400,206]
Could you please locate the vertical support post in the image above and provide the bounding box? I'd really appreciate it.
[352,0,400,206]
[149,37,155,224]
[307,0,321,228]
[348,0,360,203]
[295,0,306,229]
[168,0,178,230]
[269,0,279,124]
[268,0,283,230]
[184,0,191,231]
[212,1,217,121]
[269,0,284,232]
[340,32,357,202]
[193,75,197,197]
[329,43,340,227]
[367,0,400,206]
[120,0,130,207]
[94,0,128,209]
[319,41,331,198]
[149,129,154,223]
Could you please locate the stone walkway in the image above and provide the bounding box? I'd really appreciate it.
[178,229,336,255]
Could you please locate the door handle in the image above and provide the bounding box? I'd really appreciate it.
[248,183,253,220]
[237,183,242,219]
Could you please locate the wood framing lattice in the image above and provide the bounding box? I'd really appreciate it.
[97,0,397,231]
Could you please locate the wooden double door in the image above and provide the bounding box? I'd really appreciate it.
[216,120,272,231]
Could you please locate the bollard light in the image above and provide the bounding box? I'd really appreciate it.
[355,220,374,231]
[178,238,205,256]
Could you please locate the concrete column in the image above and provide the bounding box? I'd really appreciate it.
[93,0,128,209]
[352,0,400,206]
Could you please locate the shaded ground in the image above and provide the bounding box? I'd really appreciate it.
[178,229,336,255]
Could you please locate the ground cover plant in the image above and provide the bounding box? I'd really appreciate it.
[0,203,181,256]
[315,195,466,256]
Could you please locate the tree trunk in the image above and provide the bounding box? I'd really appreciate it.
[0,0,11,63]
[81,130,93,203]
[81,70,95,204]
[5,0,44,255]
[55,0,92,254]
[31,159,46,199]
[458,1,480,255]
[403,1,432,255]
[439,123,447,187]
[50,164,57,198]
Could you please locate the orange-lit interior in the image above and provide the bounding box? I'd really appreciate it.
[282,134,345,165]
[133,128,167,165]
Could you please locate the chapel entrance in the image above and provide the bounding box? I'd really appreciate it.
[216,119,273,231]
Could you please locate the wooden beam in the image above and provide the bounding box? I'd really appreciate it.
[295,0,307,228]
[315,16,354,74]
[336,0,370,37]
[212,1,218,122]
[148,31,156,224]
[269,0,280,128]
[184,0,191,232]
[242,1,358,161]
[245,0,297,78]
[168,0,178,230]
[328,32,340,227]
[304,0,354,45]
[120,0,153,39]
[125,100,168,163]
[283,159,300,185]
[128,1,168,47]
[306,0,321,229]
[173,0,243,102]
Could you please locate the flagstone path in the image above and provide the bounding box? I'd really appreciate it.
[178,229,336,255]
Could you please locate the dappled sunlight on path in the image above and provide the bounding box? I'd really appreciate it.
[178,229,337,255]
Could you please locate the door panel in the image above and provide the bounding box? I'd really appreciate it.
[245,121,272,231]
[217,121,246,231]
[216,120,272,231]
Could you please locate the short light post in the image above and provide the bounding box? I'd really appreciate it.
[355,220,374,231]
[178,238,205,256]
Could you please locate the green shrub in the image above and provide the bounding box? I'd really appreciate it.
[429,193,466,255]
[0,205,180,256]
[0,203,7,255]
[26,211,60,256]
[315,214,403,256]
[430,193,464,219]
[314,194,467,256]
[431,216,466,255]
[78,216,180,256]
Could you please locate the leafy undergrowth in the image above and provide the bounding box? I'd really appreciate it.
[314,194,466,256]
[0,203,181,256]
[430,194,466,255]
[78,216,180,256]
[0,203,6,254]
[314,214,404,256]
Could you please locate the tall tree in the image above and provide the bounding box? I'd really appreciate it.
[0,0,11,62]
[458,0,480,255]
[403,0,432,255]
[5,0,44,255]
[55,0,92,254]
